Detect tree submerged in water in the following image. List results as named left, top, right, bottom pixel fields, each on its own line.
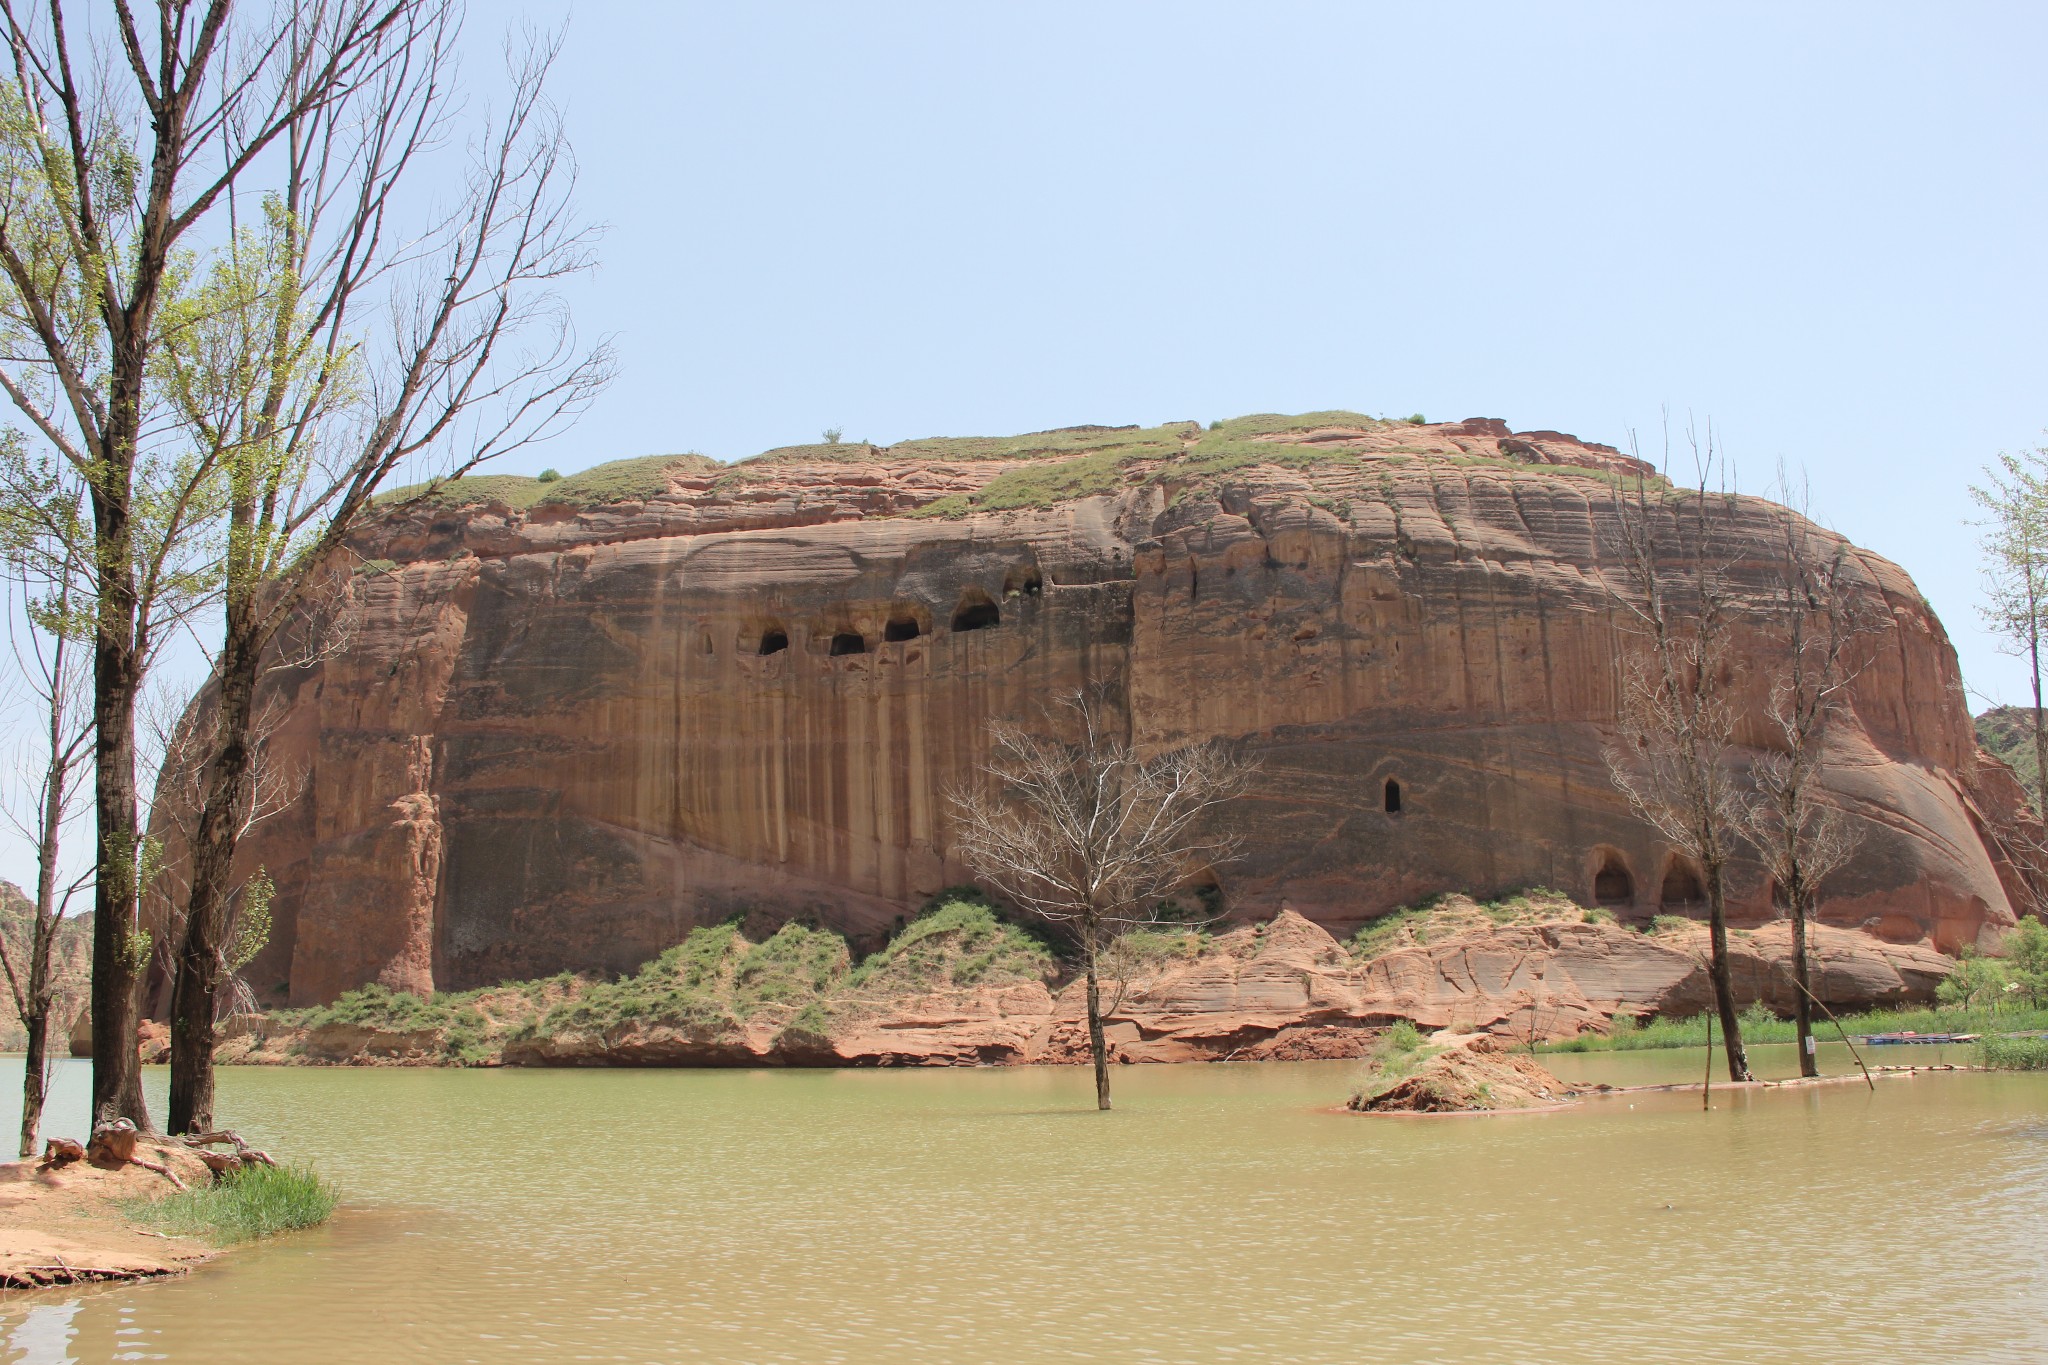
left=946, top=688, right=1253, bottom=1111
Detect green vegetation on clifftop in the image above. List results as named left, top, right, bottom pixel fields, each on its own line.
left=376, top=453, right=718, bottom=511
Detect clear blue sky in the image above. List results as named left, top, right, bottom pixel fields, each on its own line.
left=6, top=4, right=2043, bottom=891
left=499, top=2, right=2046, bottom=706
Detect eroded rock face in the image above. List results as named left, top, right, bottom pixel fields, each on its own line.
left=194, top=416, right=2035, bottom=1006
left=226, top=912, right=1960, bottom=1067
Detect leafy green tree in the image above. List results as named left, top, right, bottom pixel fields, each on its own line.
left=0, top=2, right=403, bottom=1128
left=1972, top=447, right=2048, bottom=812
left=147, top=27, right=608, bottom=1134
left=1936, top=949, right=2009, bottom=1012
left=2001, top=917, right=2048, bottom=1008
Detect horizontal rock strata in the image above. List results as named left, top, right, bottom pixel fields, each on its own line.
left=169, top=413, right=2037, bottom=1009
left=224, top=912, right=1954, bottom=1068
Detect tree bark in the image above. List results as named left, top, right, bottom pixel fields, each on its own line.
left=1705, top=862, right=1751, bottom=1082
left=1083, top=922, right=1111, bottom=1111
left=88, top=535, right=148, bottom=1130
left=1790, top=879, right=1818, bottom=1079
left=167, top=604, right=260, bottom=1135
left=2030, top=557, right=2046, bottom=811
left=17, top=1010, right=47, bottom=1159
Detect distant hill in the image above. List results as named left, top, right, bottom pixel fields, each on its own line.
left=0, top=879, right=91, bottom=1052
left=1977, top=706, right=2044, bottom=808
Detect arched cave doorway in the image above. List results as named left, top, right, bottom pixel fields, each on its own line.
left=1660, top=859, right=1704, bottom=911
left=952, top=590, right=1001, bottom=632
left=758, top=626, right=789, bottom=656
left=1593, top=854, right=1633, bottom=908
left=1384, top=778, right=1403, bottom=814
left=884, top=615, right=922, bottom=643
left=829, top=631, right=868, bottom=656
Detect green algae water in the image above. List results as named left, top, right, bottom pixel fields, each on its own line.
left=3, top=1045, right=2047, bottom=1364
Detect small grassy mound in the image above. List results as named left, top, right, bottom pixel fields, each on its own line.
left=126, top=1162, right=337, bottom=1244
left=1350, top=888, right=1587, bottom=961
left=1349, top=1021, right=1441, bottom=1105
left=733, top=922, right=851, bottom=1016
left=846, top=893, right=1055, bottom=991
left=280, top=982, right=505, bottom=1064
left=539, top=924, right=747, bottom=1035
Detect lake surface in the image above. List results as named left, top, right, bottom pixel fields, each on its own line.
left=2, top=1045, right=2046, bottom=1364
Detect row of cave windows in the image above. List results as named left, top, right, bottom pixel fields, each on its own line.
left=753, top=582, right=1033, bottom=657
left=1594, top=855, right=1705, bottom=909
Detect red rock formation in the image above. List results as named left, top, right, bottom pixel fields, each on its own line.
left=189, top=414, right=2035, bottom=1007
left=224, top=911, right=1960, bottom=1067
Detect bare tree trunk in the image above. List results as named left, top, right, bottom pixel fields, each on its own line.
left=1790, top=880, right=1817, bottom=1078
left=89, top=488, right=148, bottom=1129
left=2030, top=560, right=2046, bottom=810
left=168, top=621, right=260, bottom=1134
left=17, top=1010, right=48, bottom=1158
left=1704, top=863, right=1750, bottom=1082
left=1083, top=921, right=1111, bottom=1111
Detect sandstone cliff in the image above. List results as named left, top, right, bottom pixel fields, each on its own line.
left=187, top=411, right=2036, bottom=1007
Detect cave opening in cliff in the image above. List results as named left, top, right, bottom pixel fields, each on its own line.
left=830, top=631, right=868, bottom=656
left=1003, top=565, right=1042, bottom=597
left=952, top=593, right=1001, bottom=631
left=884, top=617, right=922, bottom=642
left=1594, top=856, right=1633, bottom=906
left=1660, top=860, right=1704, bottom=909
left=758, top=628, right=789, bottom=655
left=1384, top=779, right=1402, bottom=813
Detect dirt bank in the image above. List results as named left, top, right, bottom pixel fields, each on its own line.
left=0, top=1139, right=214, bottom=1289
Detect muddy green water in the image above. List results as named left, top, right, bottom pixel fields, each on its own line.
left=2, top=1045, right=2046, bottom=1364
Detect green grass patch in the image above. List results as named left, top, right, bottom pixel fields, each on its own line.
left=1203, top=411, right=1383, bottom=439
left=1350, top=888, right=1587, bottom=961
left=847, top=892, right=1054, bottom=990
left=536, top=453, right=716, bottom=506
left=1540, top=1003, right=2048, bottom=1054
left=125, top=1162, right=337, bottom=1244
left=1979, top=1035, right=2048, bottom=1070
left=1350, top=1020, right=1441, bottom=1104
left=732, top=922, right=850, bottom=1016
left=376, top=453, right=716, bottom=512
left=540, top=924, right=747, bottom=1035
left=1349, top=901, right=1445, bottom=958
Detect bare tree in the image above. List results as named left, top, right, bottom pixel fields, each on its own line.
left=0, top=433, right=92, bottom=1154
left=150, top=16, right=607, bottom=1135
left=1739, top=479, right=1873, bottom=1078
left=1602, top=429, right=1753, bottom=1082
left=1971, top=446, right=2048, bottom=808
left=0, top=0, right=421, bottom=1127
left=946, top=689, right=1252, bottom=1111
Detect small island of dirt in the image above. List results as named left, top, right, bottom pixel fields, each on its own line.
left=1348, top=1036, right=1580, bottom=1114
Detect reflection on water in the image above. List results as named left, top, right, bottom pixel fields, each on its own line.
left=1, top=1045, right=2045, bottom=1364
left=4, top=1299, right=77, bottom=1365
